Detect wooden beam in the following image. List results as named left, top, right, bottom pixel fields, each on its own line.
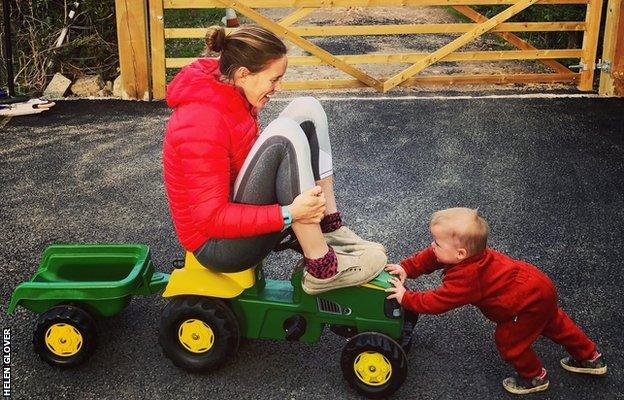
left=115, top=0, right=150, bottom=100
left=279, top=8, right=315, bottom=27
left=212, top=0, right=383, bottom=90
left=164, top=0, right=589, bottom=8
left=383, top=0, right=539, bottom=91
left=598, top=0, right=622, bottom=95
left=288, top=49, right=582, bottom=64
left=165, top=49, right=582, bottom=68
left=452, top=5, right=571, bottom=73
left=149, top=0, right=167, bottom=100
left=579, top=0, right=604, bottom=90
left=280, top=73, right=579, bottom=89
left=164, top=22, right=585, bottom=38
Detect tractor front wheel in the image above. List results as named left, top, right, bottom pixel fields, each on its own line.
left=341, top=332, right=408, bottom=399
left=159, top=296, right=239, bottom=373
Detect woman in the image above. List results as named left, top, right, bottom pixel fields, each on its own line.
left=163, top=24, right=386, bottom=294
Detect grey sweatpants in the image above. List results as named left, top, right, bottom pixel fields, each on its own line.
left=194, top=97, right=333, bottom=272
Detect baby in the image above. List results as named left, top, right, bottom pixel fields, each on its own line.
left=386, top=207, right=606, bottom=395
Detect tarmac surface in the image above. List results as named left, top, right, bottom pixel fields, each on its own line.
left=1, top=95, right=623, bottom=399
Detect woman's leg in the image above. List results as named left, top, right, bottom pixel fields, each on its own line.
left=279, top=96, right=384, bottom=253
left=278, top=97, right=337, bottom=214
left=194, top=117, right=329, bottom=271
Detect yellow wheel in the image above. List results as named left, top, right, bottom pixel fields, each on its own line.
left=178, top=319, right=214, bottom=353
left=34, top=305, right=96, bottom=367
left=160, top=296, right=239, bottom=373
left=353, top=351, right=393, bottom=386
left=341, top=333, right=408, bottom=399
left=45, top=323, right=84, bottom=357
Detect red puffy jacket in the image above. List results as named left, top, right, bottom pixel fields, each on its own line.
left=163, top=58, right=283, bottom=252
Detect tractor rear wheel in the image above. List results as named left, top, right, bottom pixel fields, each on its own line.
left=159, top=296, right=239, bottom=373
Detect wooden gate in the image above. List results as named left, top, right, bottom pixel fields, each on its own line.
left=115, top=0, right=618, bottom=98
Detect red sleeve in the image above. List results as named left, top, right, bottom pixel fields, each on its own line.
left=174, top=112, right=283, bottom=239
left=400, top=247, right=442, bottom=278
left=401, top=268, right=481, bottom=314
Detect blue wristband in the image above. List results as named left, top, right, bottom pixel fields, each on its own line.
left=281, top=206, right=292, bottom=227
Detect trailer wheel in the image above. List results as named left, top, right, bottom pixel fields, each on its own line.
left=159, top=296, right=239, bottom=373
left=341, top=332, right=408, bottom=399
left=33, top=305, right=97, bottom=367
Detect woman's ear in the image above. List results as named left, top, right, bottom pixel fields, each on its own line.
left=234, top=66, right=251, bottom=83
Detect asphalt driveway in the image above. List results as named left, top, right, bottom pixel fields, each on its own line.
left=1, top=95, right=623, bottom=399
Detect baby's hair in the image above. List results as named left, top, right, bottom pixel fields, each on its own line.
left=430, top=207, right=490, bottom=256
left=204, top=24, right=287, bottom=80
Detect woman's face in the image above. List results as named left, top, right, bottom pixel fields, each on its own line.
left=236, top=55, right=288, bottom=110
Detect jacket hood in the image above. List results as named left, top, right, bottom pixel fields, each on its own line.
left=166, top=58, right=251, bottom=112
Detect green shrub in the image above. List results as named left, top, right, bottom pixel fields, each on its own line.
left=0, top=2, right=222, bottom=96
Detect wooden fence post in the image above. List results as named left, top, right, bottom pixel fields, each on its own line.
left=115, top=0, right=150, bottom=100
left=599, top=0, right=624, bottom=95
left=149, top=0, right=167, bottom=100
left=578, top=0, right=604, bottom=90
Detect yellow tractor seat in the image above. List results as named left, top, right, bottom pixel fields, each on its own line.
left=162, top=252, right=256, bottom=298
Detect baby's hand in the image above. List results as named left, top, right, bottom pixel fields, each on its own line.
left=385, top=277, right=406, bottom=305
left=385, top=263, right=406, bottom=284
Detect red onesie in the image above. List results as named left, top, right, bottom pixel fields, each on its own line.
left=400, top=247, right=596, bottom=378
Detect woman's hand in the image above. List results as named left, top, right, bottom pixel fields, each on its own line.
left=289, top=186, right=326, bottom=224
left=385, top=277, right=406, bottom=304
left=385, top=263, right=407, bottom=284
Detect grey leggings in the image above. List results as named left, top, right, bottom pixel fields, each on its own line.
left=194, top=97, right=333, bottom=272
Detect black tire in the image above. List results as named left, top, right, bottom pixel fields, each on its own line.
left=341, top=332, right=408, bottom=399
left=159, top=296, right=240, bottom=373
left=33, top=305, right=97, bottom=367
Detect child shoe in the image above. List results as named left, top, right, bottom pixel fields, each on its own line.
left=301, top=246, right=387, bottom=295
left=502, top=369, right=549, bottom=395
left=323, top=226, right=385, bottom=254
left=560, top=352, right=607, bottom=375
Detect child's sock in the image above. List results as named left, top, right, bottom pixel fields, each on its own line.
left=537, top=368, right=547, bottom=380
left=588, top=350, right=601, bottom=361
left=321, top=212, right=343, bottom=233
left=304, top=246, right=337, bottom=279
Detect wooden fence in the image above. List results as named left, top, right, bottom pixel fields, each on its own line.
left=115, top=0, right=622, bottom=99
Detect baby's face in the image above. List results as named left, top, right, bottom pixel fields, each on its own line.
left=430, top=223, right=463, bottom=264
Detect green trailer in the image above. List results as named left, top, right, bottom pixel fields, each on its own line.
left=7, top=244, right=168, bottom=366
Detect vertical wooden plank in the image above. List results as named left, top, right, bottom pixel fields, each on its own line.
left=115, top=0, right=150, bottom=100
left=578, top=0, right=604, bottom=90
left=613, top=0, right=624, bottom=95
left=149, top=0, right=167, bottom=100
left=599, top=0, right=623, bottom=95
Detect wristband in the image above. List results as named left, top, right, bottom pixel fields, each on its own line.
left=281, top=206, right=292, bottom=227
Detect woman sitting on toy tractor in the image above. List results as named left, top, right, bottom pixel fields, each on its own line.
left=162, top=24, right=387, bottom=294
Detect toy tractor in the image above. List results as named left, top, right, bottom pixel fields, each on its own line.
left=158, top=248, right=419, bottom=398
left=8, top=242, right=418, bottom=398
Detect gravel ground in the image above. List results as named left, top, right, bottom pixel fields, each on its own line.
left=1, top=96, right=623, bottom=399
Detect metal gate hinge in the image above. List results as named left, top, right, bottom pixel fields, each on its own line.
left=569, top=60, right=612, bottom=72
left=596, top=59, right=611, bottom=72
left=569, top=62, right=587, bottom=71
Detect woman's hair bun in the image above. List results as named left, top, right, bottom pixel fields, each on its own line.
left=205, top=26, right=226, bottom=53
